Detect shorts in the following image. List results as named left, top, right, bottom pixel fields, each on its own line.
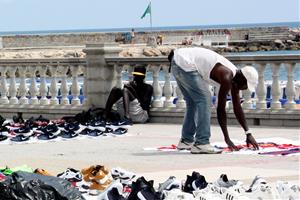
left=115, top=99, right=149, bottom=123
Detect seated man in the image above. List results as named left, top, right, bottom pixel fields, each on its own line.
left=104, top=66, right=153, bottom=124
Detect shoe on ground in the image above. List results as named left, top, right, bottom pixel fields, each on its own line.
left=182, top=171, right=202, bottom=193
left=57, top=167, right=82, bottom=182
left=191, top=144, right=222, bottom=154
left=158, top=176, right=181, bottom=193
left=215, top=174, right=240, bottom=188
left=276, top=181, right=300, bottom=200
left=245, top=175, right=280, bottom=200
left=111, top=167, right=136, bottom=185
left=97, top=179, right=125, bottom=200
left=163, top=189, right=194, bottom=200
left=177, top=139, right=193, bottom=150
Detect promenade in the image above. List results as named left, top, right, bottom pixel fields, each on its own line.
left=1, top=123, right=299, bottom=187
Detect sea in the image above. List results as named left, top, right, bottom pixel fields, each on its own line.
left=0, top=21, right=299, bottom=80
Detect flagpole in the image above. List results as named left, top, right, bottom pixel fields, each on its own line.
left=149, top=0, right=152, bottom=32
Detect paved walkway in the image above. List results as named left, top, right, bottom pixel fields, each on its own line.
left=0, top=124, right=299, bottom=187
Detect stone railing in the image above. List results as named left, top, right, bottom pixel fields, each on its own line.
left=0, top=58, right=87, bottom=119
left=0, top=43, right=299, bottom=126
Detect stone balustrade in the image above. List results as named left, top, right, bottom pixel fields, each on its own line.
left=0, top=43, right=299, bottom=126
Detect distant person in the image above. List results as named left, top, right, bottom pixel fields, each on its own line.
left=104, top=66, right=153, bottom=124
left=182, top=37, right=188, bottom=45
left=130, top=28, right=135, bottom=44
left=157, top=35, right=163, bottom=45
left=168, top=47, right=259, bottom=154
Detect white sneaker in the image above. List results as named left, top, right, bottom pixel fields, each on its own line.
left=163, top=189, right=195, bottom=200
left=276, top=181, right=300, bottom=200
left=191, top=144, right=222, bottom=154
left=245, top=176, right=280, bottom=200
left=177, top=139, right=193, bottom=150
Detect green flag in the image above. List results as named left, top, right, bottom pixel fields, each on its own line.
left=141, top=2, right=151, bottom=19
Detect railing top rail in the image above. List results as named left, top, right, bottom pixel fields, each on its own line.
left=0, top=58, right=86, bottom=65
left=106, top=54, right=300, bottom=65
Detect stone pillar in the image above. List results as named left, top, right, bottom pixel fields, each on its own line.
left=83, top=43, right=122, bottom=108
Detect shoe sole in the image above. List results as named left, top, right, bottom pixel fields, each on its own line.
left=177, top=147, right=191, bottom=150
left=191, top=151, right=222, bottom=154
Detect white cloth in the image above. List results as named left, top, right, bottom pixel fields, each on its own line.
left=173, top=47, right=237, bottom=87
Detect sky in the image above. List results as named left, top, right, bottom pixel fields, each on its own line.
left=0, top=0, right=299, bottom=32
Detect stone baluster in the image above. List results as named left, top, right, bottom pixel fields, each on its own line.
left=59, top=65, right=70, bottom=105
left=49, top=65, right=59, bottom=105
left=81, top=65, right=87, bottom=106
left=175, top=85, right=186, bottom=108
left=285, top=63, right=296, bottom=109
left=270, top=63, right=282, bottom=109
left=28, top=66, right=39, bottom=105
left=115, top=64, right=123, bottom=88
left=70, top=65, right=81, bottom=105
left=150, top=65, right=163, bottom=108
left=0, top=66, right=9, bottom=104
left=162, top=65, right=174, bottom=108
left=38, top=66, right=49, bottom=105
left=8, top=66, right=18, bottom=104
left=18, top=66, right=29, bottom=104
left=127, top=65, right=134, bottom=81
left=255, top=63, right=267, bottom=109
left=241, top=64, right=254, bottom=109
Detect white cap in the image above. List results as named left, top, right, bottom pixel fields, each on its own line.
left=241, top=66, right=258, bottom=92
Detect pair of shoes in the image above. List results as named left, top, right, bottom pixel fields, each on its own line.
left=191, top=144, right=222, bottom=154
left=183, top=171, right=208, bottom=193
left=81, top=165, right=112, bottom=195
left=97, top=179, right=125, bottom=200
left=111, top=167, right=136, bottom=185
left=177, top=139, right=193, bottom=150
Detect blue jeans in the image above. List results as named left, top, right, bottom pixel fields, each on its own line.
left=171, top=61, right=211, bottom=145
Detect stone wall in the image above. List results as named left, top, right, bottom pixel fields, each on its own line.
left=2, top=27, right=292, bottom=48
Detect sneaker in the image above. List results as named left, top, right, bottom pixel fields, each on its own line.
left=111, top=167, right=136, bottom=185
left=245, top=176, right=280, bottom=200
left=57, top=168, right=83, bottom=182
left=60, top=130, right=79, bottom=138
left=112, top=128, right=128, bottom=135
left=109, top=118, right=132, bottom=130
left=182, top=171, right=203, bottom=193
left=97, top=179, right=125, bottom=200
left=127, top=177, right=156, bottom=200
left=163, top=189, right=194, bottom=200
left=34, top=168, right=53, bottom=176
left=276, top=181, right=300, bottom=200
left=158, top=176, right=181, bottom=193
left=10, top=134, right=31, bottom=142
left=177, top=139, right=193, bottom=150
left=88, top=120, right=106, bottom=132
left=215, top=174, right=240, bottom=188
left=191, top=144, right=222, bottom=154
left=12, top=112, right=24, bottom=124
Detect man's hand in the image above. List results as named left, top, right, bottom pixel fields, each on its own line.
left=225, top=138, right=240, bottom=151
left=246, top=134, right=259, bottom=150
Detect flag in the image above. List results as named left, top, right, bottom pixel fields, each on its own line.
left=141, top=2, right=151, bottom=19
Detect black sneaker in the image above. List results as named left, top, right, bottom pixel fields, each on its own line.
left=182, top=171, right=202, bottom=193
left=12, top=112, right=24, bottom=124
left=0, top=115, right=6, bottom=126
left=109, top=118, right=132, bottom=130
left=10, top=134, right=31, bottom=142
left=127, top=177, right=158, bottom=200
left=60, top=130, right=78, bottom=138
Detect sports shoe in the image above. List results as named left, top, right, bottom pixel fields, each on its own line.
left=127, top=176, right=157, bottom=200
left=12, top=112, right=24, bottom=124
left=88, top=120, right=106, bottom=132
left=10, top=134, right=31, bottom=142
left=163, top=189, right=194, bottom=200
left=245, top=176, right=280, bottom=200
left=60, top=130, right=79, bottom=138
left=177, top=139, right=193, bottom=150
left=57, top=167, right=83, bottom=182
left=88, top=129, right=104, bottom=137
left=215, top=174, right=240, bottom=188
left=109, top=118, right=132, bottom=130
left=276, top=181, right=300, bottom=200
left=112, top=128, right=128, bottom=135
left=182, top=171, right=204, bottom=193
left=191, top=144, right=222, bottom=154
left=34, top=168, right=53, bottom=176
left=111, top=167, right=136, bottom=185
left=97, top=179, right=125, bottom=200
left=158, top=176, right=181, bottom=193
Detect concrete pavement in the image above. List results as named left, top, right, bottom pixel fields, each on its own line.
left=0, top=124, right=299, bottom=187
